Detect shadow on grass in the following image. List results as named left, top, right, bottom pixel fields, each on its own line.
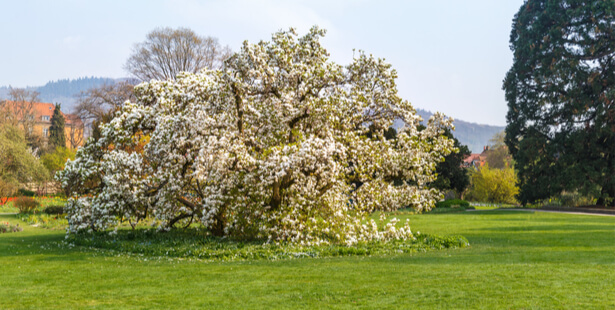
left=385, top=247, right=615, bottom=265
left=0, top=232, right=84, bottom=258
left=461, top=214, right=615, bottom=249
left=0, top=214, right=88, bottom=260
left=2, top=212, right=614, bottom=265
left=463, top=210, right=536, bottom=215
left=461, top=231, right=615, bottom=247
left=0, top=224, right=470, bottom=262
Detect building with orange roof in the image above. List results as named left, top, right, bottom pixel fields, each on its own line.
left=1, top=100, right=84, bottom=149
left=462, top=146, right=489, bottom=169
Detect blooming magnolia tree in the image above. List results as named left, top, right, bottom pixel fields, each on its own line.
left=59, top=27, right=454, bottom=245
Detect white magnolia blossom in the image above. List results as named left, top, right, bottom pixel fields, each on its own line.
left=59, top=27, right=455, bottom=245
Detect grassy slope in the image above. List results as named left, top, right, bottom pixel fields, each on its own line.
left=1, top=210, right=614, bottom=309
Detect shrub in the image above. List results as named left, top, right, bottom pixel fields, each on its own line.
left=43, top=205, right=65, bottom=215
left=436, top=199, right=470, bottom=209
left=17, top=188, right=36, bottom=197
left=557, top=191, right=596, bottom=207
left=466, top=165, right=518, bottom=204
left=14, top=197, right=40, bottom=213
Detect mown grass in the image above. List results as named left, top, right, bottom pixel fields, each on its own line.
left=1, top=210, right=614, bottom=309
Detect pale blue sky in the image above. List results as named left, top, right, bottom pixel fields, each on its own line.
left=0, top=0, right=525, bottom=126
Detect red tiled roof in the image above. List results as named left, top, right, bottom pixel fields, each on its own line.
left=463, top=153, right=487, bottom=168
left=463, top=154, right=482, bottom=164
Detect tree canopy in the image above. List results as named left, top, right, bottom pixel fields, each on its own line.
left=503, top=0, right=615, bottom=205
left=60, top=27, right=454, bottom=245
left=0, top=125, right=48, bottom=196
left=41, top=147, right=76, bottom=177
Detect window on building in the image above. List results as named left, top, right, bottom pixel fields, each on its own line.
left=42, top=116, right=50, bottom=121
left=43, top=128, right=49, bottom=137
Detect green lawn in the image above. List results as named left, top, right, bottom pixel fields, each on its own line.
left=1, top=210, right=614, bottom=309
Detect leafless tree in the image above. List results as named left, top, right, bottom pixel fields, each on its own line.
left=66, top=114, right=85, bottom=149
left=125, top=27, right=232, bottom=82
left=74, top=81, right=136, bottom=136
left=485, top=131, right=513, bottom=169
left=4, top=88, right=40, bottom=142
left=0, top=100, right=14, bottom=127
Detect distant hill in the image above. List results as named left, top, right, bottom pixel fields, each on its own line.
left=37, top=77, right=116, bottom=110
left=0, top=77, right=119, bottom=112
left=0, top=78, right=504, bottom=153
left=415, top=109, right=505, bottom=153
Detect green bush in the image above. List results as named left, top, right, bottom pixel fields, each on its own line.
left=14, top=197, right=40, bottom=213
left=43, top=205, right=65, bottom=215
left=435, top=199, right=470, bottom=209
left=557, top=191, right=596, bottom=207
left=465, top=165, right=518, bottom=204
left=17, top=188, right=36, bottom=197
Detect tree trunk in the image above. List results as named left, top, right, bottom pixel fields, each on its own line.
left=209, top=205, right=228, bottom=236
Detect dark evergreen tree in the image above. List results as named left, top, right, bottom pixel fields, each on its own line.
left=431, top=128, right=471, bottom=196
left=504, top=0, right=615, bottom=205
left=48, top=103, right=66, bottom=150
